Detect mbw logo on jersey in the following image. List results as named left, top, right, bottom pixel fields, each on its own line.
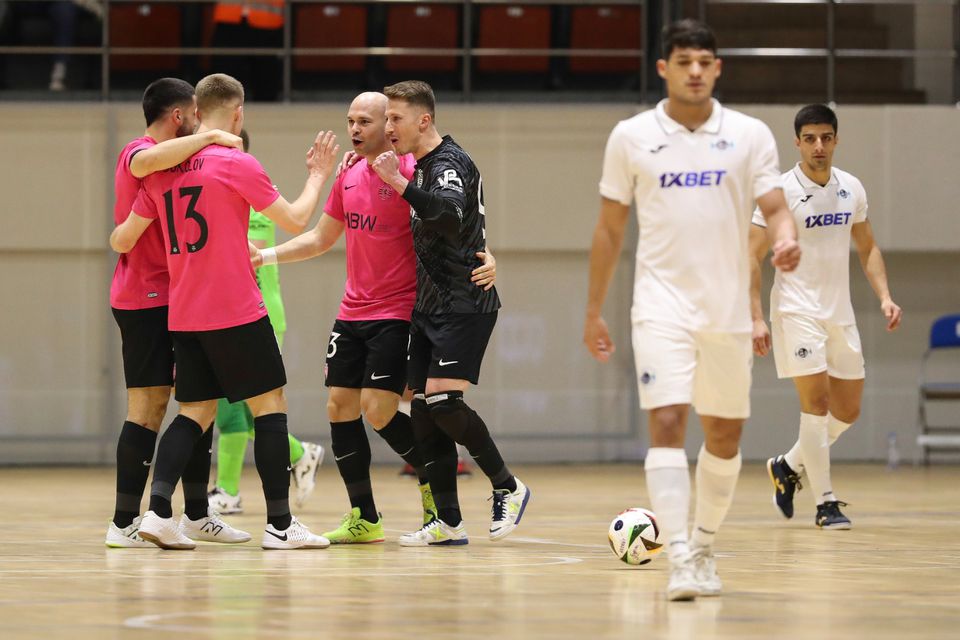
left=805, top=212, right=852, bottom=228
left=346, top=211, right=377, bottom=231
left=659, top=170, right=727, bottom=188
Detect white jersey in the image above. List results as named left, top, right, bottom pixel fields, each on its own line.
left=752, top=164, right=868, bottom=325
left=600, top=99, right=782, bottom=333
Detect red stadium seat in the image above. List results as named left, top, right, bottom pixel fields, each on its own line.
left=476, top=5, right=550, bottom=73
left=109, top=4, right=181, bottom=72
left=385, top=4, right=460, bottom=73
left=294, top=4, right=367, bottom=72
left=569, top=6, right=642, bottom=73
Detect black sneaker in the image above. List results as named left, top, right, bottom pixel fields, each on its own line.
left=816, top=501, right=852, bottom=530
left=766, top=455, right=802, bottom=519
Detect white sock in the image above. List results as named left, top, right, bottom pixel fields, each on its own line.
left=827, top=412, right=852, bottom=445
left=798, top=412, right=834, bottom=505
left=691, top=445, right=742, bottom=549
left=644, top=447, right=690, bottom=564
left=783, top=441, right=804, bottom=474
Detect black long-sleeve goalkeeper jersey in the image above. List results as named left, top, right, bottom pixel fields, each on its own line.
left=401, top=135, right=501, bottom=315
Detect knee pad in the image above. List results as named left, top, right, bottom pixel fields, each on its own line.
left=427, top=391, right=490, bottom=451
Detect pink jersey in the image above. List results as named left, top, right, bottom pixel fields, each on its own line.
left=110, top=136, right=170, bottom=309
left=324, top=154, right=417, bottom=321
left=132, top=145, right=280, bottom=331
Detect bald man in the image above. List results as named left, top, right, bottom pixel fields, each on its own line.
left=256, top=93, right=495, bottom=543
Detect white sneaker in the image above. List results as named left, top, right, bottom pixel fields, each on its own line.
left=207, top=487, right=244, bottom=515
left=489, top=477, right=531, bottom=541
left=398, top=519, right=469, bottom=547
left=690, top=545, right=722, bottom=596
left=138, top=510, right=196, bottom=550
left=180, top=510, right=252, bottom=544
left=667, top=556, right=701, bottom=602
left=261, top=517, right=330, bottom=550
left=105, top=515, right=154, bottom=548
left=291, top=442, right=324, bottom=508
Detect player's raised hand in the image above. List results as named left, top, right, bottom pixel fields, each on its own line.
left=306, top=131, right=339, bottom=178
left=882, top=298, right=903, bottom=331
left=584, top=315, right=615, bottom=363
left=212, top=129, right=244, bottom=150
left=771, top=238, right=801, bottom=272
left=752, top=318, right=771, bottom=356
left=472, top=251, right=496, bottom=291
left=371, top=150, right=400, bottom=182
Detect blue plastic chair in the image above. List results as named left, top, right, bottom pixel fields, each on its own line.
left=917, top=314, right=960, bottom=464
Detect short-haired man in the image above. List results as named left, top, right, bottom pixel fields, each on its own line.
left=107, top=76, right=250, bottom=548
left=256, top=92, right=496, bottom=543
left=371, top=80, right=530, bottom=547
left=207, top=128, right=325, bottom=517
left=751, top=104, right=902, bottom=530
left=584, top=20, right=801, bottom=600
left=111, top=73, right=336, bottom=550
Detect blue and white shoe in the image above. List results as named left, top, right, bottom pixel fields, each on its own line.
left=766, top=456, right=802, bottom=519
left=398, top=519, right=469, bottom=547
left=489, top=477, right=531, bottom=541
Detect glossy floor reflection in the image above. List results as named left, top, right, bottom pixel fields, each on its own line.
left=0, top=464, right=957, bottom=639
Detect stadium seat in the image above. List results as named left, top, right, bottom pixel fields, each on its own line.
left=294, top=4, right=367, bottom=72
left=568, top=5, right=641, bottom=73
left=109, top=4, right=181, bottom=72
left=916, top=313, right=960, bottom=464
left=475, top=5, right=550, bottom=73
left=385, top=4, right=460, bottom=73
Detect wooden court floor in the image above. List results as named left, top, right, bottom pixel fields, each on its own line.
left=0, top=463, right=957, bottom=639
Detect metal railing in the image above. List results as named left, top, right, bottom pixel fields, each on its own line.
left=1, top=0, right=956, bottom=101
left=0, top=0, right=650, bottom=101
left=699, top=0, right=960, bottom=103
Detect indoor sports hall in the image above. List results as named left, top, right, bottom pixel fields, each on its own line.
left=1, top=1, right=958, bottom=638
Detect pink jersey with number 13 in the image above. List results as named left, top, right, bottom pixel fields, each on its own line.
left=132, top=145, right=280, bottom=331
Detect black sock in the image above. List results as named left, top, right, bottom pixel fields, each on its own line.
left=331, top=418, right=377, bottom=522
left=375, top=411, right=428, bottom=484
left=428, top=390, right=516, bottom=492
left=148, top=415, right=203, bottom=519
left=254, top=413, right=292, bottom=530
left=181, top=425, right=213, bottom=520
left=114, top=421, right=157, bottom=528
left=413, top=395, right=460, bottom=525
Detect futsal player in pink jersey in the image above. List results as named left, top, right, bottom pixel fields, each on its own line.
left=251, top=92, right=495, bottom=543
left=111, top=73, right=338, bottom=550
left=107, top=77, right=252, bottom=548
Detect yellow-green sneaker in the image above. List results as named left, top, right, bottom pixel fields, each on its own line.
left=321, top=508, right=385, bottom=544
left=419, top=482, right=438, bottom=525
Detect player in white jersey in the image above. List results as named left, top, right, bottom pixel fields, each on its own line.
left=750, top=104, right=902, bottom=530
left=584, top=19, right=801, bottom=602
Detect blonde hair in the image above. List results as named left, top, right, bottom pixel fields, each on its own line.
left=195, top=73, right=244, bottom=113
left=383, top=80, right=435, bottom=119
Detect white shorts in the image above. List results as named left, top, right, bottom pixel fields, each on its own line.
left=772, top=313, right=865, bottom=380
left=631, top=322, right=752, bottom=420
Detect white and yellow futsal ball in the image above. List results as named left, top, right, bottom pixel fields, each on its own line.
left=607, top=508, right=663, bottom=565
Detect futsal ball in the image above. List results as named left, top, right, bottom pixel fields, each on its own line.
left=608, top=508, right=663, bottom=565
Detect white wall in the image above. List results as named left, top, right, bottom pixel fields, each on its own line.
left=0, top=102, right=957, bottom=464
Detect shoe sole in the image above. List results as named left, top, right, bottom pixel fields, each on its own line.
left=818, top=522, right=852, bottom=530
left=262, top=540, right=331, bottom=550
left=489, top=487, right=532, bottom=542
left=293, top=449, right=323, bottom=508
left=398, top=538, right=469, bottom=547
left=326, top=538, right=386, bottom=544
left=138, top=530, right=196, bottom=550
left=667, top=586, right=699, bottom=602
left=766, top=458, right=793, bottom=520
left=186, top=534, right=252, bottom=544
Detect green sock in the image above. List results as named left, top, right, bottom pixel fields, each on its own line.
left=288, top=434, right=304, bottom=465
left=216, top=432, right=249, bottom=496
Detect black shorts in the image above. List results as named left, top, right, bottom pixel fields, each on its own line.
left=112, top=306, right=175, bottom=388
left=171, top=315, right=286, bottom=403
left=407, top=311, right=497, bottom=391
left=324, top=319, right=409, bottom=395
